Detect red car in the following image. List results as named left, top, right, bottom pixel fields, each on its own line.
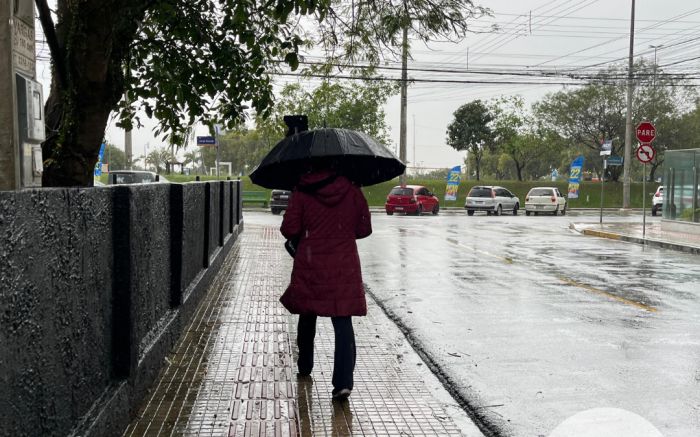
left=385, top=185, right=440, bottom=215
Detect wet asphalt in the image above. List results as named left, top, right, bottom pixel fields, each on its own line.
left=247, top=209, right=700, bottom=437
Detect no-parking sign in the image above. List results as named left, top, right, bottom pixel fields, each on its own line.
left=636, top=144, right=656, bottom=164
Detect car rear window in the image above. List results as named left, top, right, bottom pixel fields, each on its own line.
left=529, top=188, right=554, bottom=196
left=390, top=188, right=414, bottom=196
left=468, top=187, right=493, bottom=197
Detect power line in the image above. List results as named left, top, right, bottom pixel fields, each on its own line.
left=529, top=6, right=700, bottom=67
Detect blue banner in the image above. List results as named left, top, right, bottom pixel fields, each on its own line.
left=567, top=156, right=584, bottom=199
left=444, top=165, right=461, bottom=201
left=94, top=143, right=106, bottom=176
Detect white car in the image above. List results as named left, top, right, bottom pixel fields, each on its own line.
left=651, top=186, right=663, bottom=216
left=525, top=187, right=567, bottom=216
left=464, top=185, right=520, bottom=216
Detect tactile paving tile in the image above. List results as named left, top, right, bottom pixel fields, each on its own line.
left=124, top=223, right=465, bottom=436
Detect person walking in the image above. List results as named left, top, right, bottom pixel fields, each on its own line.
left=279, top=163, right=372, bottom=401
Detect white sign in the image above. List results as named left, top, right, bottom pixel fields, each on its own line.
left=12, top=18, right=35, bottom=75
left=600, top=140, right=612, bottom=156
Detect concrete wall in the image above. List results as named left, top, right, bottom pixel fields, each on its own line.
left=0, top=180, right=242, bottom=437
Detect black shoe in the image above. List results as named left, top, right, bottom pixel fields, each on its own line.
left=332, top=388, right=351, bottom=401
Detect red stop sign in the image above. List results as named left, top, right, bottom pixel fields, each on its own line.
left=636, top=121, right=656, bottom=143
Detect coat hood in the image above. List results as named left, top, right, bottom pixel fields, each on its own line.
left=297, top=170, right=352, bottom=206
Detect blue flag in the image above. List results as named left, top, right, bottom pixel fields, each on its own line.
left=444, top=165, right=461, bottom=201
left=567, top=156, right=584, bottom=199
left=94, top=143, right=106, bottom=176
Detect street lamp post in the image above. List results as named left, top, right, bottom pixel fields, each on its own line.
left=622, top=0, right=636, bottom=209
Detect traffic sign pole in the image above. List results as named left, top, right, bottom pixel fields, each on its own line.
left=600, top=158, right=606, bottom=225
left=643, top=161, right=646, bottom=238
left=636, top=119, right=656, bottom=240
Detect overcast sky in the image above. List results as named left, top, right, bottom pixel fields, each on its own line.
left=36, top=0, right=700, bottom=171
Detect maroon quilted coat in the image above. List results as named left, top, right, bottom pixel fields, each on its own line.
left=280, top=170, right=372, bottom=317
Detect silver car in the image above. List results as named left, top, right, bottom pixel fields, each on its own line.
left=465, top=185, right=520, bottom=216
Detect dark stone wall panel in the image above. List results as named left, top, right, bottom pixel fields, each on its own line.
left=222, top=182, right=231, bottom=242
left=0, top=188, right=113, bottom=437
left=127, top=185, right=172, bottom=359
left=208, top=182, right=221, bottom=255
left=181, top=183, right=206, bottom=292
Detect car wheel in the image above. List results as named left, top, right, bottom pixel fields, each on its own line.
left=651, top=206, right=657, bottom=216
left=486, top=211, right=492, bottom=216
left=526, top=210, right=531, bottom=216
left=271, top=208, right=281, bottom=215
left=415, top=205, right=423, bottom=216
left=560, top=205, right=566, bottom=216
left=513, top=203, right=519, bottom=216
left=534, top=211, right=539, bottom=216
left=432, top=204, right=439, bottom=215
left=467, top=210, right=474, bottom=216
left=552, top=206, right=558, bottom=216
left=386, top=211, right=393, bottom=215
left=494, top=205, right=502, bottom=216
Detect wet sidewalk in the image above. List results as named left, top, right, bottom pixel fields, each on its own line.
left=571, top=220, right=700, bottom=254
left=123, top=223, right=484, bottom=436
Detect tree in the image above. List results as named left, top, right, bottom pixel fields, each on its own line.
left=314, top=2, right=487, bottom=64
left=36, top=0, right=330, bottom=186
left=182, top=150, right=202, bottom=173
left=258, top=80, right=396, bottom=144
left=143, top=148, right=173, bottom=174
left=446, top=100, right=493, bottom=181
left=201, top=128, right=272, bottom=176
left=36, top=0, right=489, bottom=187
left=534, top=61, right=695, bottom=182
left=103, top=144, right=126, bottom=171
left=489, top=96, right=554, bottom=181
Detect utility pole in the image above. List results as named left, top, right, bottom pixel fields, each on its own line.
left=125, top=130, right=133, bottom=169
left=399, top=25, right=408, bottom=186
left=622, top=0, right=636, bottom=209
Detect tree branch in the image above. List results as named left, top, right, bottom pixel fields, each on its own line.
left=34, top=0, right=66, bottom=88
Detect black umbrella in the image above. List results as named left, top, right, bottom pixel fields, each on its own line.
left=249, top=128, right=405, bottom=190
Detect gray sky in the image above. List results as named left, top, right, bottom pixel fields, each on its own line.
left=36, top=1, right=700, bottom=170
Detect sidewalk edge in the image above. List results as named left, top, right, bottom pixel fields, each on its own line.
left=572, top=223, right=700, bottom=255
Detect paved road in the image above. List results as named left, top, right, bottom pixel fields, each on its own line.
left=359, top=210, right=700, bottom=437
left=246, top=210, right=700, bottom=437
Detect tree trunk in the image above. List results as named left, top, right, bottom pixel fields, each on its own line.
left=39, top=1, right=145, bottom=187
left=475, top=157, right=481, bottom=181
left=514, top=159, right=524, bottom=181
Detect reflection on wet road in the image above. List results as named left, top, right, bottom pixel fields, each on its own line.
left=358, top=211, right=700, bottom=437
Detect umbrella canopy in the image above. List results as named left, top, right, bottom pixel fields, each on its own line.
left=249, top=128, right=405, bottom=190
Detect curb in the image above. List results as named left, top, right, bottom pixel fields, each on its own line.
left=573, top=224, right=700, bottom=255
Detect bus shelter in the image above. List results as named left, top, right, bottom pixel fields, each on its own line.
left=664, top=149, right=700, bottom=226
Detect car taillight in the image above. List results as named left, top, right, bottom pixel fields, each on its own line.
left=409, top=197, right=416, bottom=203
left=551, top=196, right=556, bottom=203
left=655, top=192, right=660, bottom=197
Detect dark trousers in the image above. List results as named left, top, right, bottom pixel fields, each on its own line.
left=297, top=315, right=356, bottom=391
